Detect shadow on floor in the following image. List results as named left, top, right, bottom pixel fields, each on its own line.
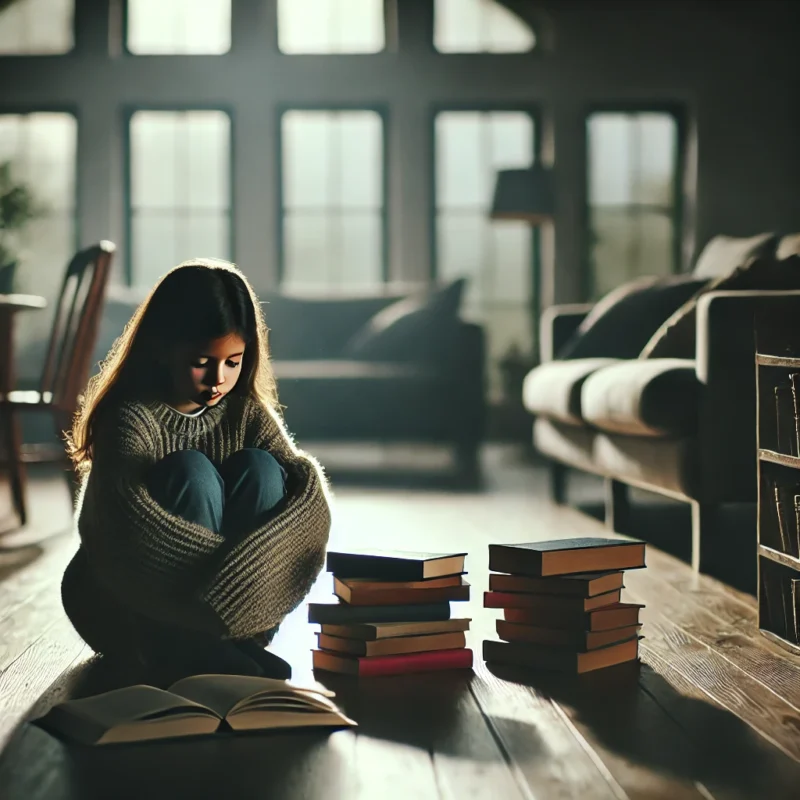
left=0, top=543, right=44, bottom=581
left=486, top=660, right=800, bottom=798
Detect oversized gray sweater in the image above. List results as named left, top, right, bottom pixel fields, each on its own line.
left=74, top=394, right=332, bottom=639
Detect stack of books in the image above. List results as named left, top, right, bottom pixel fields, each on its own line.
left=308, top=549, right=473, bottom=676
left=482, top=538, right=647, bottom=673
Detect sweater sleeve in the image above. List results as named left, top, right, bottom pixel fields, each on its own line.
left=201, top=399, right=333, bottom=638
left=79, top=404, right=228, bottom=634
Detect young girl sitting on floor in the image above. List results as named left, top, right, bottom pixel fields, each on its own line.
left=62, top=259, right=331, bottom=681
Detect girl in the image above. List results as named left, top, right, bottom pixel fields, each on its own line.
left=62, top=259, right=332, bottom=682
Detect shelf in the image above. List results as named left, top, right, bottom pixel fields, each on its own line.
left=758, top=544, right=800, bottom=571
left=758, top=449, right=800, bottom=469
left=759, top=628, right=800, bottom=656
left=757, top=354, right=800, bottom=368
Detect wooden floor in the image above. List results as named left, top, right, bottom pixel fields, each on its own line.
left=1, top=448, right=800, bottom=799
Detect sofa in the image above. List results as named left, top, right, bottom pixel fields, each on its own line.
left=262, top=280, right=487, bottom=483
left=523, top=233, right=800, bottom=573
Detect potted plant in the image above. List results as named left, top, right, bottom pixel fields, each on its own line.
left=0, top=160, right=40, bottom=294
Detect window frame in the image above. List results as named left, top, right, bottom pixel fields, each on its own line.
left=275, top=103, right=390, bottom=288
left=123, top=104, right=236, bottom=287
left=0, top=104, right=81, bottom=257
left=582, top=102, right=686, bottom=301
left=122, top=0, right=233, bottom=56
left=429, top=102, right=542, bottom=350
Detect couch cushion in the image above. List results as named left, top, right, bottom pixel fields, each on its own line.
left=582, top=359, right=699, bottom=437
left=559, top=274, right=709, bottom=360
left=691, top=233, right=777, bottom=280
left=342, top=279, right=465, bottom=363
left=523, top=358, right=619, bottom=425
left=642, top=254, right=800, bottom=359
left=273, top=359, right=430, bottom=380
left=533, top=417, right=598, bottom=474
left=777, top=234, right=800, bottom=261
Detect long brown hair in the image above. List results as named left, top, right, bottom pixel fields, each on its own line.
left=67, top=258, right=279, bottom=476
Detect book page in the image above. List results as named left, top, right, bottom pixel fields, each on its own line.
left=169, top=674, right=335, bottom=719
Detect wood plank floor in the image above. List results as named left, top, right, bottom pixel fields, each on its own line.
left=1, top=448, right=799, bottom=800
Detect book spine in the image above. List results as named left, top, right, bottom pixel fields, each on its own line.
left=308, top=602, right=451, bottom=625
left=776, top=384, right=796, bottom=455
left=337, top=584, right=470, bottom=607
left=790, top=373, right=800, bottom=457
left=794, top=495, right=800, bottom=560
left=358, top=648, right=474, bottom=676
left=775, top=484, right=790, bottom=554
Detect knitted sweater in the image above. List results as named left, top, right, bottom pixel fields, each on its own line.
left=75, top=394, right=332, bottom=639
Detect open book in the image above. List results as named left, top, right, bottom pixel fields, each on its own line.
left=35, top=674, right=356, bottom=745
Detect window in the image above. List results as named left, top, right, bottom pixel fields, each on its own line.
left=0, top=113, right=77, bottom=289
left=280, top=110, right=384, bottom=293
left=127, top=0, right=231, bottom=55
left=278, top=0, right=384, bottom=54
left=129, top=111, right=231, bottom=289
left=0, top=0, right=74, bottom=54
left=434, top=0, right=535, bottom=53
left=587, top=112, right=680, bottom=299
left=435, top=110, right=536, bottom=400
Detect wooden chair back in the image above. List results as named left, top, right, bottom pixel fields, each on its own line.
left=39, top=241, right=115, bottom=416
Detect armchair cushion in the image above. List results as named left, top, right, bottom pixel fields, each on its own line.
left=523, top=358, right=619, bottom=425
left=691, top=233, right=777, bottom=279
left=342, top=279, right=465, bottom=363
left=642, top=253, right=800, bottom=359
left=581, top=358, right=700, bottom=437
left=558, top=274, right=708, bottom=360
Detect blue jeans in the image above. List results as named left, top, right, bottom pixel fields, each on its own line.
left=147, top=448, right=287, bottom=540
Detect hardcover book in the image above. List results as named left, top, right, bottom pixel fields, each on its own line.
left=496, top=619, right=642, bottom=651
left=483, top=589, right=621, bottom=612
left=504, top=602, right=644, bottom=631
left=325, top=549, right=467, bottom=581
left=34, top=675, right=355, bottom=746
left=488, top=571, right=624, bottom=598
left=334, top=576, right=470, bottom=606
left=483, top=637, right=640, bottom=674
left=317, top=631, right=467, bottom=657
left=489, top=538, right=646, bottom=577
left=319, top=619, right=471, bottom=641
left=308, top=601, right=451, bottom=626
left=313, top=647, right=474, bottom=677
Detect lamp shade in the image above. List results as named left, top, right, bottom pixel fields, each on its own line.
left=490, top=166, right=555, bottom=224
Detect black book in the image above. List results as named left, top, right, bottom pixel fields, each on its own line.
left=325, top=549, right=467, bottom=581
left=308, top=601, right=452, bottom=626
left=489, top=538, right=646, bottom=578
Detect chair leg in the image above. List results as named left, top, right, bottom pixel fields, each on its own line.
left=691, top=501, right=717, bottom=574
left=605, top=478, right=630, bottom=534
left=1, top=408, right=28, bottom=527
left=550, top=461, right=568, bottom=505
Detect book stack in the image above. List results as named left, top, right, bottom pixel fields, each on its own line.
left=308, top=549, right=473, bottom=676
left=482, top=538, right=647, bottom=674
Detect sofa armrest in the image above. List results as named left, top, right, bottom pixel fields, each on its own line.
left=694, top=290, right=800, bottom=502
left=540, top=304, right=594, bottom=363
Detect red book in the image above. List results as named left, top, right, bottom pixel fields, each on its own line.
left=483, top=589, right=621, bottom=612
left=312, top=647, right=474, bottom=677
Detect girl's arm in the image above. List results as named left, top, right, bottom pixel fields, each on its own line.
left=79, top=405, right=228, bottom=634
left=200, top=399, right=332, bottom=638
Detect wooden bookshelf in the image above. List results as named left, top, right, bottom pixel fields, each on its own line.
left=755, top=303, right=800, bottom=653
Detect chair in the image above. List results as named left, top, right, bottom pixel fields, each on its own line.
left=0, top=241, right=115, bottom=526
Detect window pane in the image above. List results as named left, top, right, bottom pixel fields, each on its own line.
left=434, top=0, right=535, bottom=54
left=435, top=110, right=536, bottom=399
left=130, top=111, right=231, bottom=286
left=587, top=112, right=679, bottom=299
left=0, top=0, right=73, bottom=54
left=281, top=110, right=384, bottom=292
left=278, top=0, right=384, bottom=54
left=127, top=0, right=231, bottom=55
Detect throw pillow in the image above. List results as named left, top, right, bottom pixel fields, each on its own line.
left=558, top=274, right=709, bottom=361
left=342, top=278, right=466, bottom=362
left=641, top=254, right=800, bottom=359
left=691, top=232, right=777, bottom=280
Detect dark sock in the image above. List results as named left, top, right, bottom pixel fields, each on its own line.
left=234, top=639, right=292, bottom=680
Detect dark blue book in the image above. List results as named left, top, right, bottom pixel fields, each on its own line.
left=325, top=549, right=466, bottom=581
left=308, top=601, right=452, bottom=625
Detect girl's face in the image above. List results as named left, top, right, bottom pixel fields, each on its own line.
left=168, top=332, right=247, bottom=413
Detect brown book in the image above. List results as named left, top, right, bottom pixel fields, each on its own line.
left=504, top=602, right=643, bottom=631
left=320, top=619, right=471, bottom=641
left=483, top=637, right=640, bottom=674
left=489, top=571, right=623, bottom=598
left=489, top=538, right=645, bottom=578
left=317, top=631, right=466, bottom=657
left=333, top=576, right=470, bottom=606
left=484, top=589, right=621, bottom=612
left=496, top=619, right=642, bottom=651
left=334, top=575, right=464, bottom=592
